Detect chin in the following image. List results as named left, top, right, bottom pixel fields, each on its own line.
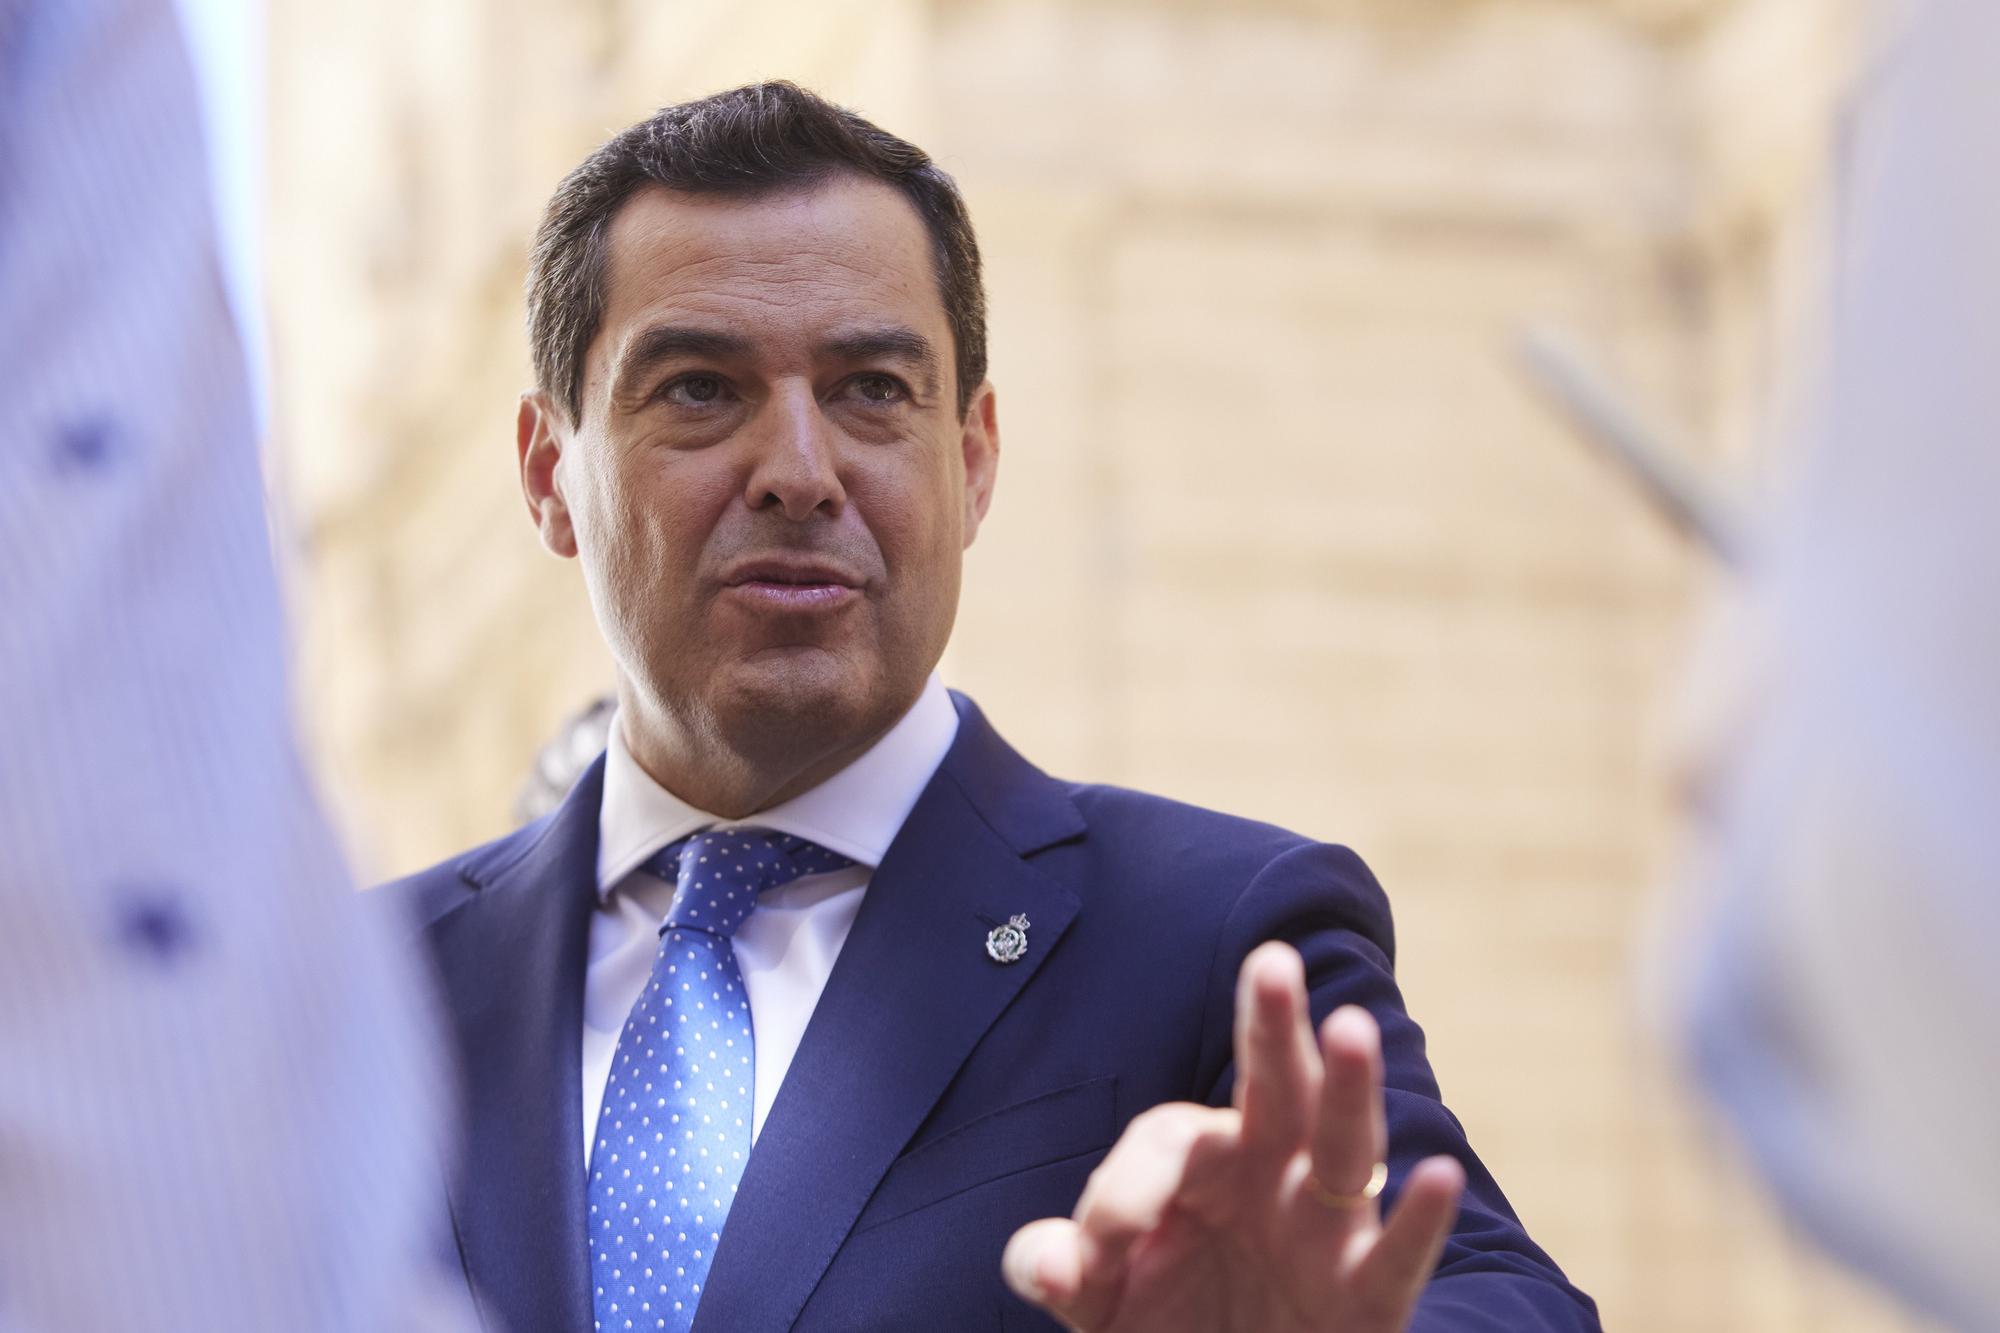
left=709, top=649, right=882, bottom=748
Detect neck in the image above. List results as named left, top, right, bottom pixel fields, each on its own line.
left=616, top=685, right=906, bottom=819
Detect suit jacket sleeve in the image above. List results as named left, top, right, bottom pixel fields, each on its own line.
left=1194, top=842, right=1602, bottom=1332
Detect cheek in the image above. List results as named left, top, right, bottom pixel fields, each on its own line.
left=854, top=461, right=961, bottom=578
left=852, top=459, right=966, bottom=643
left=575, top=455, right=724, bottom=617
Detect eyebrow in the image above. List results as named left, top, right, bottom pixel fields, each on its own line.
left=820, top=326, right=944, bottom=399
left=609, top=325, right=755, bottom=400
left=607, top=322, right=946, bottom=402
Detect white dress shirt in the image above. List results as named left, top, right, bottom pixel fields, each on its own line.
left=583, top=675, right=960, bottom=1163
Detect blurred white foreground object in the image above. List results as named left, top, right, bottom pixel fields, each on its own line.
left=1679, top=0, right=2000, bottom=1326
left=0, top=0, right=467, bottom=1327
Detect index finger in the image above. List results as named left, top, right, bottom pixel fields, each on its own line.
left=1233, top=942, right=1321, bottom=1167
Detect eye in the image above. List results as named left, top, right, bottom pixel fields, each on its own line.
left=848, top=373, right=907, bottom=405
left=662, top=374, right=729, bottom=406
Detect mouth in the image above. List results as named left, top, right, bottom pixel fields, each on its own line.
left=721, top=558, right=863, bottom=613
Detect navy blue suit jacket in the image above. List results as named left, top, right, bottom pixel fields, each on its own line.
left=383, top=695, right=1599, bottom=1331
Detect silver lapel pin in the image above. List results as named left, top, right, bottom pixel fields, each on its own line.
left=985, top=913, right=1031, bottom=964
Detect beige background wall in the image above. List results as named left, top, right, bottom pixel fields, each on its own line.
left=268, top=1, right=1927, bottom=1327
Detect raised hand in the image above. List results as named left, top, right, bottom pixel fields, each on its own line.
left=1002, top=942, right=1466, bottom=1333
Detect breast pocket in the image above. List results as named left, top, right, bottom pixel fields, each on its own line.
left=853, top=1076, right=1118, bottom=1234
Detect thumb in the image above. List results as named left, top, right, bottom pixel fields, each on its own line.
left=1003, top=1217, right=1097, bottom=1330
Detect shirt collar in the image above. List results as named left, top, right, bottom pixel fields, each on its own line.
left=594, top=674, right=960, bottom=899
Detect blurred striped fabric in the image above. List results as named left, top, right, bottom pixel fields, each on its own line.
left=0, top=0, right=468, bottom=1327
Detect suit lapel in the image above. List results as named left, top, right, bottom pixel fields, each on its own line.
left=692, top=700, right=1087, bottom=1331
left=429, top=760, right=605, bottom=1333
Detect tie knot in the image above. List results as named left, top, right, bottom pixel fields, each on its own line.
left=648, top=828, right=854, bottom=939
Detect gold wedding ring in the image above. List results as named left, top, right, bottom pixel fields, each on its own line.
left=1304, top=1160, right=1389, bottom=1211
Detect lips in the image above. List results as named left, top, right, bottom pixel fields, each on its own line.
left=723, top=557, right=861, bottom=589
left=720, top=556, right=863, bottom=613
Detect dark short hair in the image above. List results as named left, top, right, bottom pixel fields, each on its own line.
left=527, top=81, right=987, bottom=425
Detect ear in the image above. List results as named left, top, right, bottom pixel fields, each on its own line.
left=958, top=380, right=1000, bottom=548
left=518, top=391, right=578, bottom=558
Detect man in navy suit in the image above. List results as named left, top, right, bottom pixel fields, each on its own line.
left=385, top=82, right=1600, bottom=1332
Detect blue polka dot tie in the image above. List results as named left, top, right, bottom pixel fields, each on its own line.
left=588, top=828, right=854, bottom=1333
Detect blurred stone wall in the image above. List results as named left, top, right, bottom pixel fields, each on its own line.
left=268, top=1, right=1927, bottom=1328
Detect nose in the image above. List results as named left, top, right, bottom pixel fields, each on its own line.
left=743, top=382, right=845, bottom=521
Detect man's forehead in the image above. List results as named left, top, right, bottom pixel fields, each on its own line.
left=597, top=178, right=940, bottom=328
